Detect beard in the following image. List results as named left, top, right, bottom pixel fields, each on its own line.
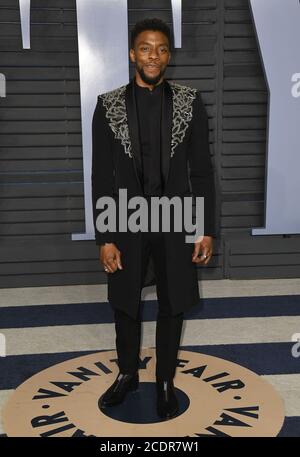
left=136, top=63, right=167, bottom=86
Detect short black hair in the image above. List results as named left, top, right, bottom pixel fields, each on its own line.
left=130, top=18, right=172, bottom=49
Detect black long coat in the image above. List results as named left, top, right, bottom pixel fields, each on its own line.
left=91, top=78, right=216, bottom=319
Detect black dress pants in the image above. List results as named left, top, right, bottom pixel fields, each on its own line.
left=113, top=227, right=184, bottom=381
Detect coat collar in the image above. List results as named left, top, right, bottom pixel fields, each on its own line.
left=99, top=78, right=197, bottom=193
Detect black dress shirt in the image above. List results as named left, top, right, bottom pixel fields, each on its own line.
left=134, top=78, right=164, bottom=196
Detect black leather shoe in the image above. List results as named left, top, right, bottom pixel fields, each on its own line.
left=99, top=372, right=139, bottom=408
left=156, top=379, right=179, bottom=420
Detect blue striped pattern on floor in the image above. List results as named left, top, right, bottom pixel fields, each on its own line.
left=1, top=295, right=300, bottom=328
left=1, top=284, right=300, bottom=437
left=0, top=343, right=298, bottom=390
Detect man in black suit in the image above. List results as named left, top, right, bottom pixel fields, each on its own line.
left=92, top=18, right=216, bottom=420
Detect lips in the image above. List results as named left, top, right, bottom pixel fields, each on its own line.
left=145, top=64, right=159, bottom=69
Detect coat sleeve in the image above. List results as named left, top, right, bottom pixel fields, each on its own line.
left=188, top=90, right=217, bottom=238
left=91, top=96, right=116, bottom=246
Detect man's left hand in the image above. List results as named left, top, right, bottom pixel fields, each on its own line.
left=192, top=236, right=213, bottom=265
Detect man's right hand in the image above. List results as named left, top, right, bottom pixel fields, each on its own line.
left=100, top=243, right=123, bottom=273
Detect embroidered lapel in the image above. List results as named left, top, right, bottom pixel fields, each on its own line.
left=99, top=80, right=197, bottom=162
left=99, top=85, right=132, bottom=157
left=169, top=82, right=197, bottom=157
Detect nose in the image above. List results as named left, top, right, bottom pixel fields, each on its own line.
left=149, top=47, right=159, bottom=60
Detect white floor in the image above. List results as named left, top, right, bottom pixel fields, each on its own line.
left=1, top=278, right=300, bottom=308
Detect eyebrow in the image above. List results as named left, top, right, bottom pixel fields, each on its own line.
left=138, top=41, right=169, bottom=46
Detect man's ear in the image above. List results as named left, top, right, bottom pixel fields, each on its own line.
left=129, top=48, right=136, bottom=63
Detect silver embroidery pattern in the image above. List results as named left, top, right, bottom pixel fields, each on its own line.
left=99, top=82, right=197, bottom=159
left=99, top=85, right=132, bottom=157
left=169, top=82, right=197, bottom=157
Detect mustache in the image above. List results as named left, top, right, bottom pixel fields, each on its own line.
left=136, top=64, right=166, bottom=85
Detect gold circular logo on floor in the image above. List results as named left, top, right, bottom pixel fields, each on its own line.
left=2, top=349, right=285, bottom=437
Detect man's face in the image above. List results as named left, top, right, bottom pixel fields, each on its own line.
left=130, top=30, right=171, bottom=86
